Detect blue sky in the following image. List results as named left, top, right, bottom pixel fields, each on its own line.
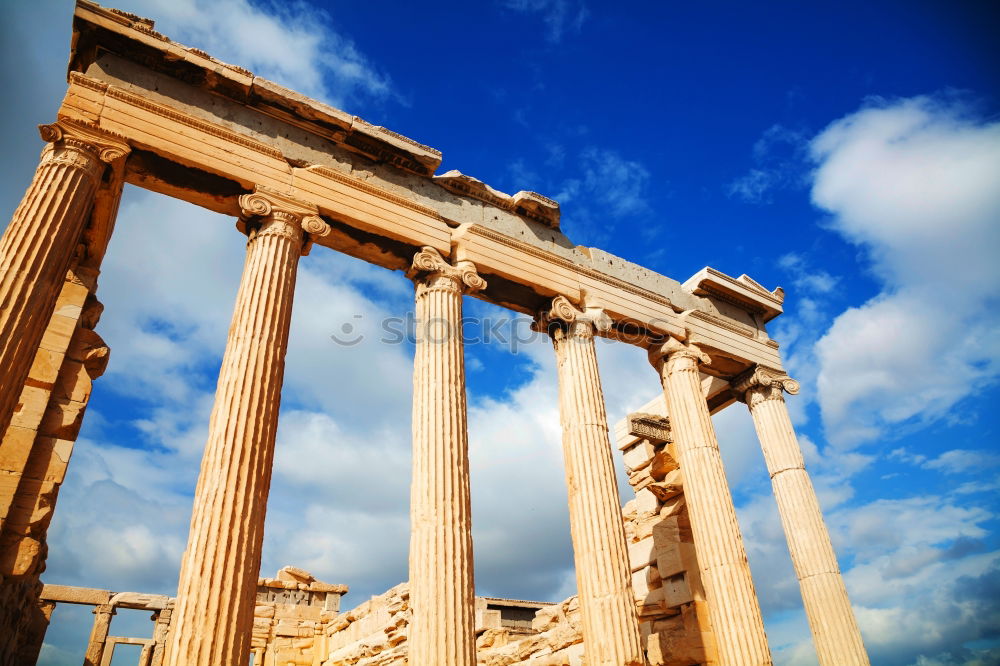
left=1, top=1, right=999, bottom=665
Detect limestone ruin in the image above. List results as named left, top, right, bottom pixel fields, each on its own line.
left=0, top=2, right=870, bottom=665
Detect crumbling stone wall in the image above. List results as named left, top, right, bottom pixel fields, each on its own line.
left=322, top=583, right=411, bottom=665
left=252, top=566, right=348, bottom=666
left=0, top=265, right=107, bottom=664
left=620, top=414, right=717, bottom=665
left=476, top=597, right=584, bottom=666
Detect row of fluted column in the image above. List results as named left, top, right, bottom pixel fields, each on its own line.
left=0, top=117, right=869, bottom=666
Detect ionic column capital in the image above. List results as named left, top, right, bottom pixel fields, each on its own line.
left=238, top=186, right=330, bottom=254
left=536, top=295, right=611, bottom=340
left=38, top=119, right=130, bottom=164
left=406, top=246, right=486, bottom=294
left=647, top=337, right=710, bottom=374
left=733, top=365, right=800, bottom=406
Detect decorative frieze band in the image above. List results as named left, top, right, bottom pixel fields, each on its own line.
left=627, top=412, right=672, bottom=444
left=102, top=82, right=284, bottom=160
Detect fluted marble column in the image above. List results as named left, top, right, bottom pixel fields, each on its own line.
left=406, top=246, right=484, bottom=666
left=84, top=603, right=116, bottom=666
left=0, top=120, right=128, bottom=437
left=165, top=188, right=329, bottom=666
left=542, top=296, right=644, bottom=666
left=649, top=339, right=771, bottom=666
left=734, top=366, right=869, bottom=666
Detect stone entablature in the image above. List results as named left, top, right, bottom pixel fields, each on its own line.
left=65, top=0, right=784, bottom=376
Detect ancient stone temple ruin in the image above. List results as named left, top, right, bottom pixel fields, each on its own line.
left=0, top=2, right=870, bottom=665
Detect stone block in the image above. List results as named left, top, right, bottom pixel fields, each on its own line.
left=622, top=440, right=656, bottom=472
left=0, top=533, right=45, bottom=577
left=10, top=386, right=51, bottom=431
left=637, top=587, right=666, bottom=617
left=655, top=542, right=698, bottom=579
left=475, top=608, right=501, bottom=631
left=628, top=536, right=655, bottom=571
left=22, top=437, right=74, bottom=484
left=6, top=479, right=57, bottom=530
left=38, top=315, right=78, bottom=354
left=645, top=615, right=707, bottom=666
left=634, top=488, right=660, bottom=516
left=0, top=426, right=36, bottom=474
left=649, top=450, right=679, bottom=481
left=277, top=565, right=314, bottom=582
left=659, top=495, right=686, bottom=518
left=39, top=583, right=111, bottom=605
left=661, top=573, right=694, bottom=608
left=631, top=566, right=661, bottom=600
left=53, top=280, right=90, bottom=317
left=647, top=478, right=683, bottom=502
left=651, top=516, right=681, bottom=544
left=27, top=347, right=65, bottom=385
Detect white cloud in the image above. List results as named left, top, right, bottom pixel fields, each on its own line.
left=759, top=487, right=1000, bottom=666
left=810, top=95, right=1000, bottom=448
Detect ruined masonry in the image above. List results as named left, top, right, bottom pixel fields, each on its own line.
left=0, top=2, right=869, bottom=665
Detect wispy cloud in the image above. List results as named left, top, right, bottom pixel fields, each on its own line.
left=727, top=124, right=808, bottom=203
left=123, top=0, right=395, bottom=108
left=579, top=147, right=651, bottom=217
left=501, top=0, right=589, bottom=43
left=922, top=449, right=1000, bottom=475
left=504, top=145, right=652, bottom=244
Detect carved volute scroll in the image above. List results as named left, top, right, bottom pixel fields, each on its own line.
left=537, top=295, right=612, bottom=340
left=237, top=186, right=330, bottom=255
left=37, top=119, right=130, bottom=183
left=406, top=246, right=486, bottom=294
left=647, top=336, right=710, bottom=378
left=732, top=365, right=800, bottom=407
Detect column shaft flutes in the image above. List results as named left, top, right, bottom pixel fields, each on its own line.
left=544, top=296, right=644, bottom=666
left=0, top=120, right=127, bottom=437
left=734, top=367, right=869, bottom=666
left=165, top=189, right=328, bottom=666
left=650, top=339, right=771, bottom=666
left=407, top=246, right=484, bottom=666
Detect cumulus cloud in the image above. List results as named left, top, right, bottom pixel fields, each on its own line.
left=810, top=95, right=1000, bottom=448
left=758, top=486, right=1000, bottom=666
